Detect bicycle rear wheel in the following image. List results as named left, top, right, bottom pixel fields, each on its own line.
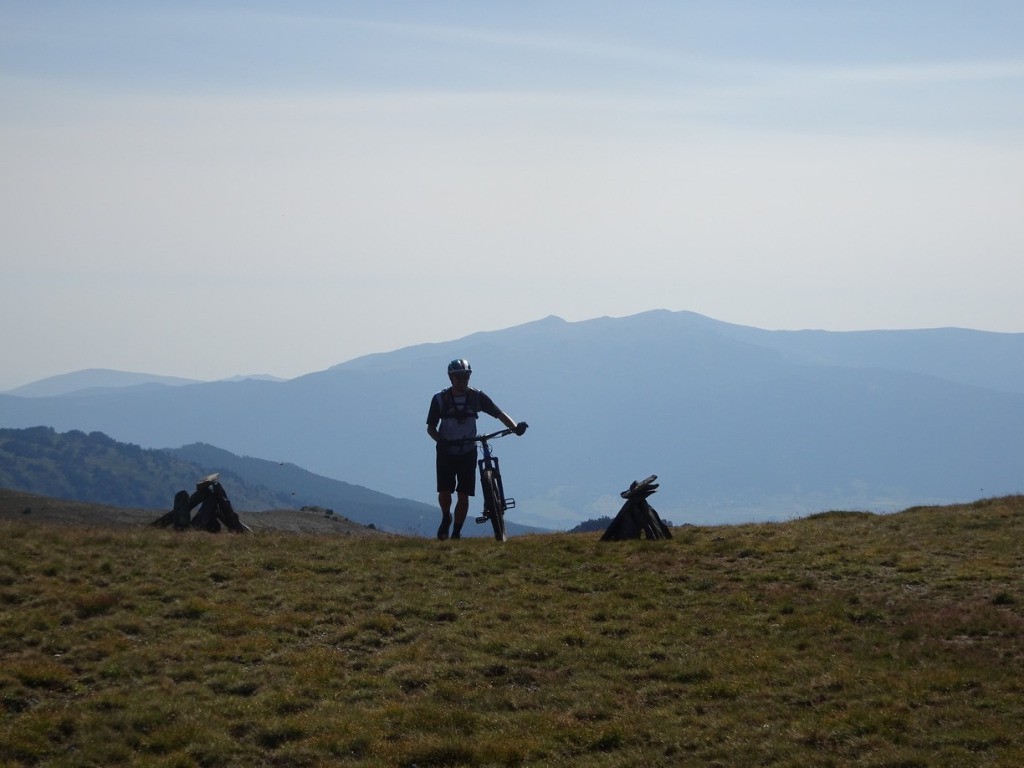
left=481, top=468, right=506, bottom=542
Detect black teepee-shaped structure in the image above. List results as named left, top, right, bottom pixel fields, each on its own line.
left=151, top=474, right=250, bottom=533
left=600, top=475, right=672, bottom=541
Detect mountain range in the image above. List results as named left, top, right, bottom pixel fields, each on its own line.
left=2, top=309, right=1022, bottom=527
left=5, top=369, right=285, bottom=398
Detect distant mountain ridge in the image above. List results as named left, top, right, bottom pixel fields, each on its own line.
left=5, top=368, right=284, bottom=398
left=5, top=369, right=203, bottom=397
left=2, top=310, right=1022, bottom=527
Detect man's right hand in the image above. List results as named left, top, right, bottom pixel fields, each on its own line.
left=514, top=422, right=528, bottom=436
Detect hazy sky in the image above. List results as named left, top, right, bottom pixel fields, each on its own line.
left=2, top=1, right=1022, bottom=390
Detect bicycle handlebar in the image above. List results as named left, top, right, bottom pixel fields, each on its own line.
left=478, top=428, right=516, bottom=441
left=447, top=428, right=514, bottom=446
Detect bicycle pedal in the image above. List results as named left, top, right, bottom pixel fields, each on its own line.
left=504, top=498, right=516, bottom=509
left=475, top=516, right=488, bottom=524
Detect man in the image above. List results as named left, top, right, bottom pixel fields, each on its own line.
left=426, top=358, right=527, bottom=540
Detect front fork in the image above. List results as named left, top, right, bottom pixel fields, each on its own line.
left=476, top=453, right=515, bottom=522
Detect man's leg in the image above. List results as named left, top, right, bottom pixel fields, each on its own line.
left=452, top=492, right=470, bottom=539
left=437, top=490, right=453, bottom=540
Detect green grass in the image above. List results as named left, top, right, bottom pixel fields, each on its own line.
left=2, top=497, right=1024, bottom=766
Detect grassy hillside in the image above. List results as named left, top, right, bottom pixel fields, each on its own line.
left=0, top=488, right=388, bottom=538
left=2, top=497, right=1023, bottom=766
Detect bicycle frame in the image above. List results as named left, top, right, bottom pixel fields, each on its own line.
left=468, top=428, right=517, bottom=541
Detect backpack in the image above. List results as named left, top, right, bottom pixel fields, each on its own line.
left=439, top=387, right=482, bottom=424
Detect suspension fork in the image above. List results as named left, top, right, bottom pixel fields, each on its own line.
left=477, top=438, right=496, bottom=474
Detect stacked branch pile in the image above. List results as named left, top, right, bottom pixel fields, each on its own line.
left=601, top=474, right=672, bottom=541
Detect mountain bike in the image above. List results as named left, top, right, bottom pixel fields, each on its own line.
left=468, top=428, right=518, bottom=542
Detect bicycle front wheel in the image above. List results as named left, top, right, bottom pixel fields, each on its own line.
left=481, top=468, right=506, bottom=542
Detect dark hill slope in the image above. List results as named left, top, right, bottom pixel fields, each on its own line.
left=0, top=426, right=287, bottom=512
left=0, top=427, right=544, bottom=537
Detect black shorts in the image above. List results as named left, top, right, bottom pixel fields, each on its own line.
left=436, top=449, right=477, bottom=495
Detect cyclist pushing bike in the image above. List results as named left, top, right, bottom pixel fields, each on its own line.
left=426, top=359, right=528, bottom=540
